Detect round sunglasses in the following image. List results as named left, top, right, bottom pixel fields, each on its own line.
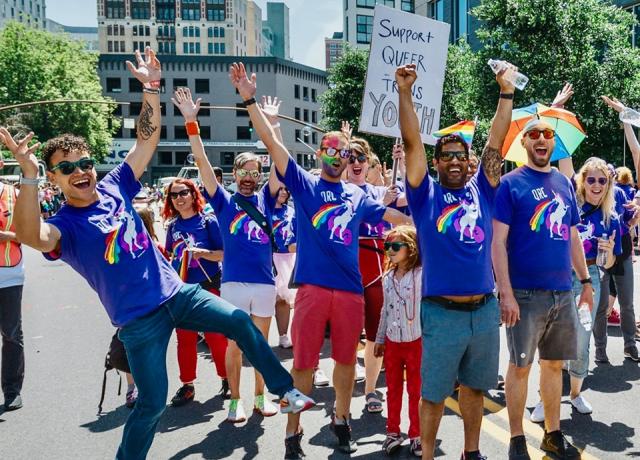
left=585, top=176, right=608, bottom=186
left=236, top=168, right=261, bottom=179
left=348, top=154, right=367, bottom=164
left=50, top=158, right=95, bottom=175
left=323, top=147, right=352, bottom=159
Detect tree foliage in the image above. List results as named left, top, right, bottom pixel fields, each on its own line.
left=0, top=22, right=118, bottom=161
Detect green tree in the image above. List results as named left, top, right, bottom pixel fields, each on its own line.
left=0, top=22, right=119, bottom=161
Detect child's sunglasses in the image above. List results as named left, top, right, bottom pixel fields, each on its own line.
left=384, top=241, right=408, bottom=252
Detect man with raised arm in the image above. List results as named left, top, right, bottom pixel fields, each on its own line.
left=0, top=48, right=312, bottom=460
left=228, top=62, right=411, bottom=459
left=396, top=62, right=513, bottom=460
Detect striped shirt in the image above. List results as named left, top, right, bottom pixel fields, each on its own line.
left=375, top=267, right=422, bottom=344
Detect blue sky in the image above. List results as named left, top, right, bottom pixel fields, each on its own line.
left=45, top=0, right=342, bottom=70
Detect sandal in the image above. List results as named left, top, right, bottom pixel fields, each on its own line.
left=365, top=392, right=383, bottom=413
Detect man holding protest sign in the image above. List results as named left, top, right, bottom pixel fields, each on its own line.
left=396, top=61, right=514, bottom=460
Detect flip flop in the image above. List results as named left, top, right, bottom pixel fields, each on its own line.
left=365, top=392, right=383, bottom=413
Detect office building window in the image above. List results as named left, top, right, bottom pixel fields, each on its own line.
left=131, top=1, right=150, bottom=19
left=311, top=88, right=317, bottom=103
left=379, top=0, right=395, bottom=6
left=221, top=152, right=235, bottom=166
left=312, top=111, right=317, bottom=124
left=356, top=0, right=375, bottom=7
left=303, top=87, right=309, bottom=101
left=200, top=126, right=211, bottom=139
left=295, top=129, right=301, bottom=142
left=175, top=126, right=188, bottom=139
left=106, top=77, right=121, bottom=93
left=156, top=1, right=175, bottom=21
left=195, top=79, right=210, bottom=93
left=237, top=126, right=251, bottom=140
left=129, top=102, right=142, bottom=117
left=173, top=78, right=188, bottom=89
left=206, top=0, right=226, bottom=21
left=159, top=151, right=173, bottom=165
left=294, top=84, right=300, bottom=99
left=106, top=0, right=125, bottom=19
left=303, top=109, right=309, bottom=122
left=129, top=78, right=143, bottom=93
left=181, top=0, right=201, bottom=20
left=295, top=107, right=301, bottom=120
left=401, top=0, right=415, bottom=13
left=356, top=15, right=373, bottom=44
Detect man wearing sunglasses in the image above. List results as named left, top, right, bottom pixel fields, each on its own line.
left=229, top=62, right=411, bottom=458
left=493, top=116, right=592, bottom=460
left=396, top=62, right=514, bottom=460
left=1, top=48, right=313, bottom=459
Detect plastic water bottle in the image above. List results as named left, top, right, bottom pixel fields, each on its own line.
left=596, top=233, right=608, bottom=267
left=578, top=303, right=592, bottom=332
left=487, top=59, right=529, bottom=91
left=619, top=108, right=640, bottom=128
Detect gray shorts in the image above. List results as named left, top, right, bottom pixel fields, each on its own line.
left=507, top=289, right=578, bottom=367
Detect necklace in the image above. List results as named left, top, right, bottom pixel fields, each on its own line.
left=391, top=268, right=417, bottom=325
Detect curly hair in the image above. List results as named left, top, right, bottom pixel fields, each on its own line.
left=162, top=178, right=205, bottom=221
left=384, top=225, right=421, bottom=273
left=42, top=134, right=91, bottom=169
left=434, top=134, right=469, bottom=159
left=615, top=166, right=634, bottom=187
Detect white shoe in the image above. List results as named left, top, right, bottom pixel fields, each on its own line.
left=570, top=394, right=593, bottom=414
left=355, top=362, right=365, bottom=382
left=227, top=399, right=247, bottom=423
left=279, top=334, right=293, bottom=349
left=280, top=388, right=316, bottom=414
left=313, top=368, right=330, bottom=387
left=254, top=394, right=278, bottom=416
left=530, top=400, right=545, bottom=423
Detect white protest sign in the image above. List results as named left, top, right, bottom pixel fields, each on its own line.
left=358, top=5, right=450, bottom=145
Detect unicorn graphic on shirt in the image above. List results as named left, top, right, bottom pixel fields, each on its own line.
left=436, top=198, right=484, bottom=244
left=312, top=195, right=356, bottom=245
left=458, top=201, right=479, bottom=242
left=578, top=221, right=594, bottom=242
left=529, top=190, right=570, bottom=241
left=104, top=209, right=149, bottom=264
left=279, top=218, right=294, bottom=243
left=329, top=200, right=355, bottom=241
left=229, top=211, right=270, bottom=244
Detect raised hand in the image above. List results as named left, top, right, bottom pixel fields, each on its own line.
left=552, top=83, right=574, bottom=108
left=601, top=95, right=626, bottom=114
left=171, top=87, right=201, bottom=122
left=383, top=185, right=400, bottom=205
left=495, top=61, right=517, bottom=93
left=395, top=64, right=417, bottom=90
left=0, top=128, right=40, bottom=177
left=341, top=120, right=352, bottom=139
left=229, top=62, right=257, bottom=101
left=260, top=95, right=282, bottom=125
left=126, top=47, right=161, bottom=88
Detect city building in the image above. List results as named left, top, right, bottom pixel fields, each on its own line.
left=264, top=1, right=289, bottom=59
left=97, top=0, right=270, bottom=57
left=47, top=19, right=99, bottom=51
left=616, top=0, right=640, bottom=46
left=0, top=0, right=46, bottom=29
left=98, top=54, right=327, bottom=183
left=325, top=31, right=344, bottom=70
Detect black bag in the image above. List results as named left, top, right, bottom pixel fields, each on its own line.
left=98, top=330, right=131, bottom=414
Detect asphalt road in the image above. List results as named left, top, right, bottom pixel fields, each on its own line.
left=1, top=246, right=639, bottom=460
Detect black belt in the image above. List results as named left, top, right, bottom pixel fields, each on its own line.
left=424, top=294, right=494, bottom=312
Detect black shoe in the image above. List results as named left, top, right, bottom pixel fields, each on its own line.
left=594, top=348, right=609, bottom=364
left=462, top=451, right=488, bottom=460
left=284, top=431, right=306, bottom=459
left=541, top=430, right=580, bottom=459
left=330, top=417, right=358, bottom=453
left=4, top=394, right=22, bottom=411
left=508, top=435, right=531, bottom=460
left=171, top=384, right=195, bottom=407
left=624, top=345, right=640, bottom=362
left=219, top=378, right=230, bottom=399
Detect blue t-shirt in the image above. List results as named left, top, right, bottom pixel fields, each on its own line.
left=278, top=157, right=386, bottom=293
left=618, top=183, right=636, bottom=202
left=576, top=203, right=622, bottom=260
left=45, top=163, right=183, bottom=327
left=165, top=213, right=223, bottom=284
left=272, top=205, right=296, bottom=253
left=357, top=183, right=392, bottom=238
left=406, top=166, right=496, bottom=297
left=494, top=166, right=580, bottom=291
left=613, top=185, right=633, bottom=235
left=207, top=185, right=275, bottom=285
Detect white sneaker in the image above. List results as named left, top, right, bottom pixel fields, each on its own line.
left=313, top=368, right=330, bottom=387
left=570, top=394, right=593, bottom=414
left=530, top=400, right=545, bottom=423
left=279, top=334, right=293, bottom=349
left=355, top=362, right=366, bottom=382
left=254, top=394, right=278, bottom=416
left=227, top=398, right=247, bottom=423
left=280, top=388, right=316, bottom=414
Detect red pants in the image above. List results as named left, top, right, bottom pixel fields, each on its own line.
left=176, top=287, right=228, bottom=383
left=384, top=338, right=422, bottom=438
left=359, top=239, right=385, bottom=342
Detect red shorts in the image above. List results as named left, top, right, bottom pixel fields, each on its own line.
left=359, top=239, right=385, bottom=341
left=291, top=284, right=364, bottom=369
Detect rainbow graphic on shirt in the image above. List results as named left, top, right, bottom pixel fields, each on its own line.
left=171, top=239, right=191, bottom=281
left=529, top=200, right=554, bottom=232
left=102, top=210, right=150, bottom=265
left=272, top=219, right=285, bottom=232
left=436, top=203, right=463, bottom=233
left=104, top=224, right=123, bottom=264
left=230, top=212, right=250, bottom=235
left=312, top=204, right=343, bottom=229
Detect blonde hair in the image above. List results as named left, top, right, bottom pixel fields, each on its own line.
left=615, top=166, right=634, bottom=186
left=384, top=225, right=421, bottom=273
left=350, top=137, right=372, bottom=161
left=575, top=157, right=616, bottom=228
left=135, top=206, right=159, bottom=242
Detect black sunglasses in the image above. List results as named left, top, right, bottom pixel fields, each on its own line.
left=169, top=189, right=191, bottom=199
left=50, top=158, right=95, bottom=175
left=384, top=241, right=408, bottom=252
left=348, top=154, right=368, bottom=164
left=437, top=151, right=469, bottom=162
left=585, top=177, right=608, bottom=186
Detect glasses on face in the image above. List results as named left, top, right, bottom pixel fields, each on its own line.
left=50, top=158, right=95, bottom=175
left=586, top=176, right=608, bottom=186
left=384, top=241, right=409, bottom=252
left=236, top=168, right=261, bottom=179
left=323, top=147, right=352, bottom=159
left=525, top=129, right=555, bottom=140
left=348, top=154, right=367, bottom=164
left=437, top=151, right=469, bottom=162
left=169, top=189, right=191, bottom=200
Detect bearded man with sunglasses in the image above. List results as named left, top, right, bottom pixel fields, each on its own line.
left=0, top=48, right=314, bottom=460
left=492, top=118, right=592, bottom=460
left=396, top=62, right=513, bottom=460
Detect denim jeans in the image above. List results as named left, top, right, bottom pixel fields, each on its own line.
left=567, top=265, right=601, bottom=379
left=0, top=285, right=24, bottom=399
left=116, top=284, right=293, bottom=460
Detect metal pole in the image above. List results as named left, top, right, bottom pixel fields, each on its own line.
left=0, top=99, right=129, bottom=112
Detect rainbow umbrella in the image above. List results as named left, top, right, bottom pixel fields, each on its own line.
left=433, top=120, right=476, bottom=147
left=502, top=103, right=586, bottom=164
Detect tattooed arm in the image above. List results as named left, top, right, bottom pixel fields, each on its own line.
left=481, top=63, right=516, bottom=187
left=124, top=47, right=162, bottom=180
